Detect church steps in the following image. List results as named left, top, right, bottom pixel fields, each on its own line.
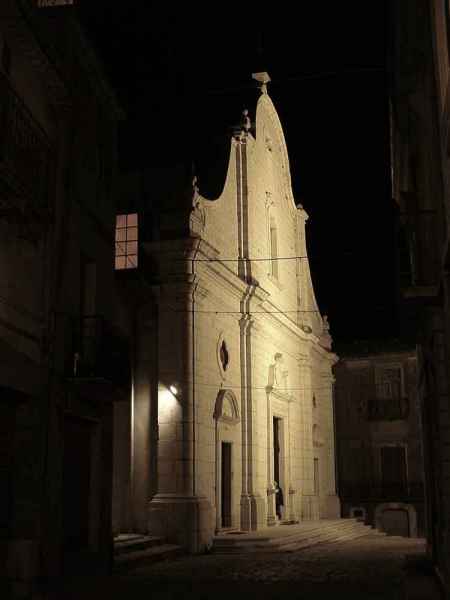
left=214, top=519, right=368, bottom=546
left=212, top=519, right=380, bottom=554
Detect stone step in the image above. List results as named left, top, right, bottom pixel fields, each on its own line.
left=214, top=520, right=370, bottom=546
left=114, top=534, right=164, bottom=556
left=113, top=543, right=183, bottom=572
left=213, top=519, right=366, bottom=546
left=212, top=519, right=380, bottom=554
left=276, top=525, right=369, bottom=548
left=282, top=527, right=375, bottom=552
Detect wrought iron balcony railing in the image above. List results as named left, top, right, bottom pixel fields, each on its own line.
left=70, top=315, right=130, bottom=390
left=339, top=481, right=424, bottom=501
left=0, top=70, right=52, bottom=225
left=368, top=396, right=409, bottom=421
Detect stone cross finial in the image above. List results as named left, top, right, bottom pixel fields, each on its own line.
left=252, top=71, right=271, bottom=94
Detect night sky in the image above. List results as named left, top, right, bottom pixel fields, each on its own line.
left=78, top=2, right=395, bottom=346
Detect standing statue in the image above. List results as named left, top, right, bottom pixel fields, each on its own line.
left=241, top=109, right=251, bottom=132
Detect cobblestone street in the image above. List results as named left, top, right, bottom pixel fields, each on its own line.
left=48, top=535, right=441, bottom=600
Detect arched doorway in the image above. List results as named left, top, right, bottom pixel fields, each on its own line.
left=214, top=389, right=240, bottom=532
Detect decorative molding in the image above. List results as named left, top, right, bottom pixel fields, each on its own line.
left=216, top=332, right=230, bottom=381
left=265, top=191, right=274, bottom=209
left=313, top=424, right=325, bottom=447
left=214, top=389, right=240, bottom=424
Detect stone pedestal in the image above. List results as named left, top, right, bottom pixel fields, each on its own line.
left=148, top=494, right=213, bottom=553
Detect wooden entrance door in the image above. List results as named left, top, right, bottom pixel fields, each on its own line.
left=273, top=417, right=280, bottom=487
left=221, top=442, right=232, bottom=528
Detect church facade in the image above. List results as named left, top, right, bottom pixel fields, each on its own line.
left=117, top=74, right=340, bottom=552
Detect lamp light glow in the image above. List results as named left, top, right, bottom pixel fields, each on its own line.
left=169, top=384, right=178, bottom=396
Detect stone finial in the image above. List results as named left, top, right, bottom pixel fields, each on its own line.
left=191, top=174, right=200, bottom=206
left=252, top=71, right=271, bottom=94
left=189, top=173, right=206, bottom=234
left=241, top=109, right=251, bottom=132
left=319, top=314, right=332, bottom=351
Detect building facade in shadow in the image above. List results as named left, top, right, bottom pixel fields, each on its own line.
left=334, top=342, right=425, bottom=537
left=0, top=1, right=125, bottom=596
left=389, top=0, right=450, bottom=591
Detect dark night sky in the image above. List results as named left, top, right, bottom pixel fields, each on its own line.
left=78, top=2, right=396, bottom=345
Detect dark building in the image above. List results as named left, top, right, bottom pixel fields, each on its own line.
left=0, top=2, right=125, bottom=596
left=334, top=342, right=425, bottom=537
left=389, top=0, right=450, bottom=592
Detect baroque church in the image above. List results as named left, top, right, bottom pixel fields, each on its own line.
left=114, top=72, right=339, bottom=552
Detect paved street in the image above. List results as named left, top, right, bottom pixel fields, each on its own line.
left=45, top=534, right=442, bottom=600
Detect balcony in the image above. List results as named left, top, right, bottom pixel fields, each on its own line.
left=69, top=316, right=130, bottom=394
left=0, top=71, right=52, bottom=232
left=368, top=396, right=409, bottom=421
left=339, top=481, right=424, bottom=501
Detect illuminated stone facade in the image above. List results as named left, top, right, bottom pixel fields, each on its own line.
left=144, top=75, right=340, bottom=551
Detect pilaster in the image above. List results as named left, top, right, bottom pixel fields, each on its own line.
left=148, top=263, right=212, bottom=551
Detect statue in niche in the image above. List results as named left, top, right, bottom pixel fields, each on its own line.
left=268, top=353, right=286, bottom=389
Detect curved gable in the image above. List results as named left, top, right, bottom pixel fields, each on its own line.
left=254, top=93, right=298, bottom=216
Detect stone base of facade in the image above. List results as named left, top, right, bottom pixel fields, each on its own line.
left=240, top=494, right=251, bottom=531
left=148, top=494, right=213, bottom=553
left=321, top=494, right=341, bottom=519
left=250, top=493, right=267, bottom=530
left=301, top=495, right=320, bottom=520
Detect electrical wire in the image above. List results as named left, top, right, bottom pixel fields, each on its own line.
left=154, top=254, right=309, bottom=262
left=158, top=379, right=334, bottom=392
left=159, top=308, right=320, bottom=314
